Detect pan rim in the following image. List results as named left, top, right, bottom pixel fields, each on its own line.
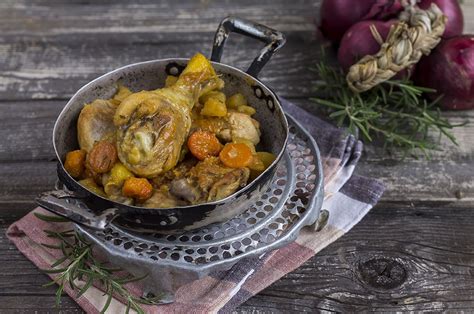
left=53, top=57, right=289, bottom=211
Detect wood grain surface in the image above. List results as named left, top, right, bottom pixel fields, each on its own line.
left=0, top=0, right=473, bottom=312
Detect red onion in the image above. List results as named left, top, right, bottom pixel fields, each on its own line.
left=338, top=20, right=395, bottom=72
left=319, top=0, right=403, bottom=43
left=337, top=19, right=414, bottom=79
left=415, top=36, right=474, bottom=110
left=418, top=0, right=464, bottom=38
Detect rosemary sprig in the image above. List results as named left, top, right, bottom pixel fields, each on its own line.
left=35, top=213, right=164, bottom=313
left=311, top=60, right=463, bottom=157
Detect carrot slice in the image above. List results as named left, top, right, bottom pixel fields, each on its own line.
left=187, top=130, right=223, bottom=160
left=64, top=150, right=86, bottom=178
left=122, top=177, right=153, bottom=201
left=219, top=143, right=253, bottom=168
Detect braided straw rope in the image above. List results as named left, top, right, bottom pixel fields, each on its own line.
left=346, top=3, right=447, bottom=93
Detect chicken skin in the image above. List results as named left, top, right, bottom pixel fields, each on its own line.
left=114, top=53, right=223, bottom=177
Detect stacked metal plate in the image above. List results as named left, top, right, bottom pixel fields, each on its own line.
left=76, top=115, right=324, bottom=302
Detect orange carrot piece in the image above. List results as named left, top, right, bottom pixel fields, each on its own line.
left=219, top=143, right=253, bottom=168
left=122, top=177, right=153, bottom=201
left=64, top=150, right=86, bottom=178
left=187, top=130, right=223, bottom=161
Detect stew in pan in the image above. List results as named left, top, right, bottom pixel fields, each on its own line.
left=63, top=53, right=275, bottom=208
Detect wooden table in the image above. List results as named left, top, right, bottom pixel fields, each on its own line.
left=1, top=0, right=473, bottom=312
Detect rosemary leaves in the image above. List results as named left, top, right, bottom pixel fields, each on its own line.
left=312, top=60, right=462, bottom=156
left=35, top=213, right=163, bottom=314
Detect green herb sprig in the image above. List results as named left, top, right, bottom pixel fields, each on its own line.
left=311, top=60, right=463, bottom=157
left=35, top=213, right=164, bottom=314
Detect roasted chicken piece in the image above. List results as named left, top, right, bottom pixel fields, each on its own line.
left=168, top=157, right=250, bottom=203
left=77, top=99, right=117, bottom=152
left=141, top=189, right=185, bottom=208
left=192, top=111, right=261, bottom=145
left=208, top=168, right=250, bottom=201
left=227, top=112, right=261, bottom=145
left=114, top=53, right=224, bottom=177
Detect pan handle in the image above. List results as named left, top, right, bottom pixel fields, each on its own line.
left=211, top=16, right=286, bottom=78
left=35, top=189, right=118, bottom=230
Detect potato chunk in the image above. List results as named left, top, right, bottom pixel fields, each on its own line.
left=200, top=91, right=226, bottom=104
left=201, top=98, right=227, bottom=117
left=78, top=178, right=106, bottom=197
left=236, top=105, right=256, bottom=116
left=226, top=93, right=247, bottom=109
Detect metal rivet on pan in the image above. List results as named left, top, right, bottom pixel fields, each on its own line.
left=165, top=62, right=185, bottom=76
left=267, top=98, right=274, bottom=110
left=254, top=86, right=263, bottom=98
left=169, top=67, right=179, bottom=75
left=168, top=215, right=178, bottom=225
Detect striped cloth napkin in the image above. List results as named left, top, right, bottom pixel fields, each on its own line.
left=7, top=99, right=384, bottom=313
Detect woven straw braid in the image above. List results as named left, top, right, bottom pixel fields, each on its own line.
left=346, top=3, right=447, bottom=93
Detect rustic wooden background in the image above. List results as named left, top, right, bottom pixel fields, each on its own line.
left=0, top=0, right=473, bottom=312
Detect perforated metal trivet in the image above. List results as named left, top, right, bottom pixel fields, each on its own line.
left=76, top=115, right=324, bottom=301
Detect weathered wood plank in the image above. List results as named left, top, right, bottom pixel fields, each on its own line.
left=0, top=101, right=60, bottom=162
left=2, top=201, right=474, bottom=312
left=462, top=1, right=474, bottom=33
left=0, top=0, right=317, bottom=39
left=239, top=201, right=474, bottom=312
left=0, top=0, right=319, bottom=100
left=356, top=156, right=474, bottom=202
left=0, top=162, right=56, bottom=213
left=0, top=34, right=319, bottom=100
left=0, top=296, right=81, bottom=312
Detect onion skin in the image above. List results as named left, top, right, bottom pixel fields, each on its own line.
left=415, top=36, right=474, bottom=110
left=319, top=0, right=403, bottom=43
left=338, top=20, right=395, bottom=72
left=418, top=0, right=464, bottom=38
left=338, top=20, right=413, bottom=78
